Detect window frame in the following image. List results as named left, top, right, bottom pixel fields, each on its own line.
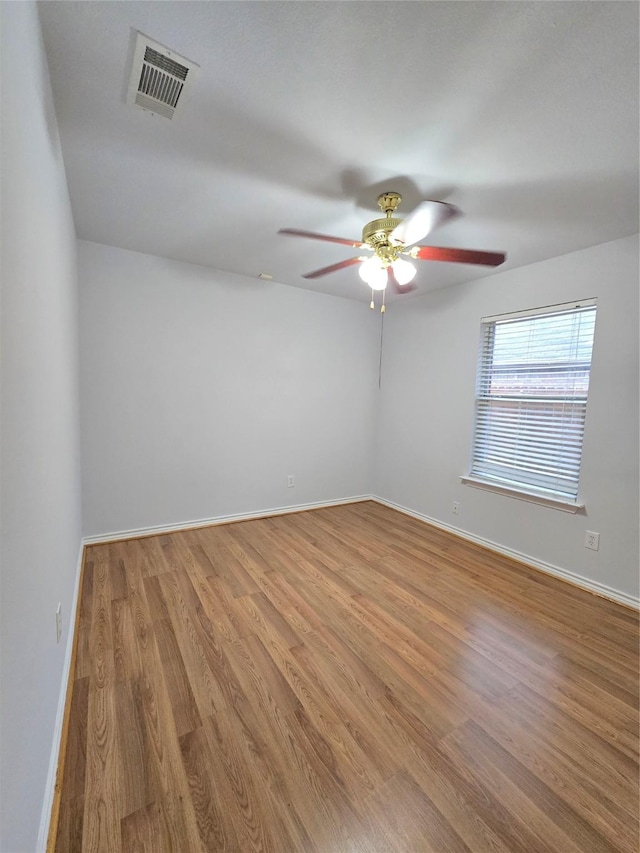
left=462, top=299, right=597, bottom=512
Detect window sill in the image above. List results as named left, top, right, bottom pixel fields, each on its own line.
left=460, top=475, right=585, bottom=513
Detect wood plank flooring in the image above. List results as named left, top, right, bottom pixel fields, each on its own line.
left=55, top=501, right=640, bottom=852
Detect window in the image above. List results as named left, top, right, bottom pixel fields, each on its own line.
left=465, top=300, right=597, bottom=508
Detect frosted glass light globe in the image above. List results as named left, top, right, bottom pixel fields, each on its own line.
left=359, top=257, right=388, bottom=291
left=391, top=258, right=417, bottom=285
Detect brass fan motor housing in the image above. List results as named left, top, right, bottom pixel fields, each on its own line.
left=362, top=217, right=403, bottom=247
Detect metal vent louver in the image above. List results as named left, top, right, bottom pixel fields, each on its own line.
left=127, top=33, right=199, bottom=119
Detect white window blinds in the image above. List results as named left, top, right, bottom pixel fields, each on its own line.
left=470, top=300, right=597, bottom=503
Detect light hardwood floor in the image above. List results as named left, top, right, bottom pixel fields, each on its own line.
left=54, top=501, right=639, bottom=852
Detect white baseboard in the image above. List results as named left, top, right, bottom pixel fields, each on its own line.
left=82, top=495, right=373, bottom=545
left=83, top=493, right=639, bottom=609
left=372, top=496, right=639, bottom=611
left=37, top=541, right=85, bottom=851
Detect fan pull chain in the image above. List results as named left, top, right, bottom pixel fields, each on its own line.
left=370, top=288, right=375, bottom=310
left=381, top=289, right=386, bottom=313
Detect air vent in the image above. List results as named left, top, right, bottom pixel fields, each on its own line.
left=127, top=33, right=199, bottom=119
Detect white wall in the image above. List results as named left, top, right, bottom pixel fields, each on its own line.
left=0, top=3, right=82, bottom=851
left=78, top=240, right=380, bottom=537
left=375, top=235, right=639, bottom=602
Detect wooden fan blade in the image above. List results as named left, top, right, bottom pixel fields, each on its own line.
left=388, top=267, right=416, bottom=295
left=389, top=201, right=460, bottom=247
left=414, top=245, right=506, bottom=266
left=302, top=257, right=363, bottom=279
left=279, top=228, right=364, bottom=248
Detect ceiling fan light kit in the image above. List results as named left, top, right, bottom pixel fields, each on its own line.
left=279, top=191, right=506, bottom=311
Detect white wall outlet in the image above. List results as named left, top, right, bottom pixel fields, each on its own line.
left=452, top=501, right=460, bottom=515
left=585, top=531, right=600, bottom=551
left=56, top=603, right=62, bottom=644
left=287, top=475, right=295, bottom=488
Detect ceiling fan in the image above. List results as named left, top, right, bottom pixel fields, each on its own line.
left=279, top=192, right=506, bottom=311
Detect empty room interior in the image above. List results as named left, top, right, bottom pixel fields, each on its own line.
left=1, top=2, right=639, bottom=851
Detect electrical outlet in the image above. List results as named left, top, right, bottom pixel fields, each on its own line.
left=585, top=531, right=600, bottom=551
left=287, top=475, right=295, bottom=488
left=452, top=501, right=460, bottom=515
left=56, top=603, right=62, bottom=644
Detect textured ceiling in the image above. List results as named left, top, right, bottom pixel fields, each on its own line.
left=39, top=1, right=639, bottom=303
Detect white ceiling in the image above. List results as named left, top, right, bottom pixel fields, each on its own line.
left=39, top=1, right=639, bottom=302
